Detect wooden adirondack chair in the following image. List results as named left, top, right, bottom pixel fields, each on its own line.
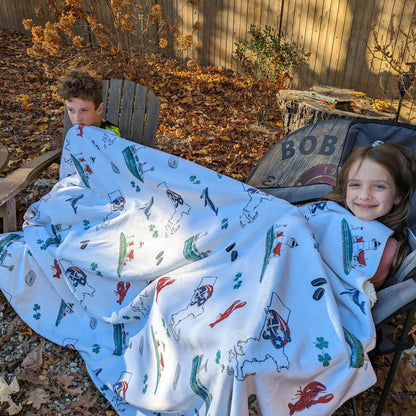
left=0, top=145, right=9, bottom=173
left=0, top=79, right=160, bottom=233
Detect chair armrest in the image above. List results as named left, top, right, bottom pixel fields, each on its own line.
left=0, top=149, right=61, bottom=206
left=0, top=145, right=9, bottom=172
left=372, top=277, right=416, bottom=326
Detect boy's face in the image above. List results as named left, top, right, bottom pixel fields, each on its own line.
left=65, top=98, right=104, bottom=127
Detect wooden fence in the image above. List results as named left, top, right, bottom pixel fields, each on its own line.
left=2, top=0, right=416, bottom=122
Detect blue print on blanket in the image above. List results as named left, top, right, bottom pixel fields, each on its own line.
left=157, top=181, right=191, bottom=236
left=341, top=218, right=384, bottom=275
left=170, top=276, right=217, bottom=341
left=183, top=232, right=211, bottom=262
left=55, top=299, right=74, bottom=327
left=71, top=152, right=94, bottom=187
left=260, top=224, right=299, bottom=283
left=113, top=370, right=132, bottom=412
left=60, top=260, right=96, bottom=309
left=239, top=185, right=275, bottom=227
left=0, top=233, right=22, bottom=272
left=229, top=292, right=291, bottom=380
left=0, top=126, right=397, bottom=416
left=122, top=145, right=154, bottom=183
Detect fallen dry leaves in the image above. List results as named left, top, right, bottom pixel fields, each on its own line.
left=0, top=28, right=282, bottom=228
left=0, top=294, right=115, bottom=415
left=0, top=28, right=415, bottom=416
left=0, top=27, right=282, bottom=416
left=0, top=377, right=21, bottom=414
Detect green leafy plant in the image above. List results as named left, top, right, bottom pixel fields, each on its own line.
left=235, top=24, right=309, bottom=83
left=234, top=24, right=309, bottom=124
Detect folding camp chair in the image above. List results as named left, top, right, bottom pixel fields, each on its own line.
left=0, top=79, right=160, bottom=233
left=247, top=118, right=416, bottom=416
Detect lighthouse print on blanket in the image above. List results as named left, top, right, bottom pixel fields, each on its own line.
left=0, top=125, right=392, bottom=416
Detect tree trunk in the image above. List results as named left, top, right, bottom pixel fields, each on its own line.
left=278, top=86, right=397, bottom=135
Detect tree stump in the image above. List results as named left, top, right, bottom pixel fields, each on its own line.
left=278, top=86, right=397, bottom=135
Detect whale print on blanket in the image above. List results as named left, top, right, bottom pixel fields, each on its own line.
left=0, top=126, right=394, bottom=416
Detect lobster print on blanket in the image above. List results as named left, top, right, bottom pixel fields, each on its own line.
left=0, top=126, right=394, bottom=415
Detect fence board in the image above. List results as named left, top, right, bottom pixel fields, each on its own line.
left=360, top=0, right=380, bottom=94
left=220, top=0, right=229, bottom=68
left=197, top=0, right=210, bottom=65
left=213, top=0, right=222, bottom=67
left=232, top=0, right=249, bottom=70
left=365, top=0, right=388, bottom=87
left=377, top=0, right=416, bottom=98
left=368, top=0, right=401, bottom=97
left=304, top=0, right=320, bottom=88
left=158, top=0, right=176, bottom=57
left=379, top=0, right=408, bottom=96
left=320, top=1, right=339, bottom=84
left=192, top=0, right=202, bottom=62
left=310, top=0, right=331, bottom=87
left=2, top=0, right=416, bottom=121
left=366, top=0, right=397, bottom=97
left=342, top=1, right=369, bottom=88
left=0, top=0, right=51, bottom=31
left=295, top=0, right=306, bottom=47
left=325, top=0, right=348, bottom=87
left=186, top=0, right=193, bottom=58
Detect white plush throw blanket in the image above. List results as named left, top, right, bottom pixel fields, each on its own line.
left=0, top=126, right=393, bottom=415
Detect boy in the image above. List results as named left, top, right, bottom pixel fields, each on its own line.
left=57, top=68, right=121, bottom=136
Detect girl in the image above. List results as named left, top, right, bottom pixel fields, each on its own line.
left=324, top=142, right=416, bottom=288
left=1, top=126, right=413, bottom=415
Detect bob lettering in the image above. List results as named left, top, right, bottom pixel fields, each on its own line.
left=281, top=135, right=338, bottom=160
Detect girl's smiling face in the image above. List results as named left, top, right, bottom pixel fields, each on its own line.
left=346, top=157, right=401, bottom=221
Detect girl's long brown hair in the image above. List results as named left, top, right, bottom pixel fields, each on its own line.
left=324, top=143, right=416, bottom=275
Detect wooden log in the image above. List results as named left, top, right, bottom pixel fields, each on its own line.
left=278, top=86, right=396, bottom=135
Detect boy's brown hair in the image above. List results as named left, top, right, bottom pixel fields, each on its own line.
left=58, top=68, right=103, bottom=109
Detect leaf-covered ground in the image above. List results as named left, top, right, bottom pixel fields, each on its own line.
left=1, top=28, right=416, bottom=415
